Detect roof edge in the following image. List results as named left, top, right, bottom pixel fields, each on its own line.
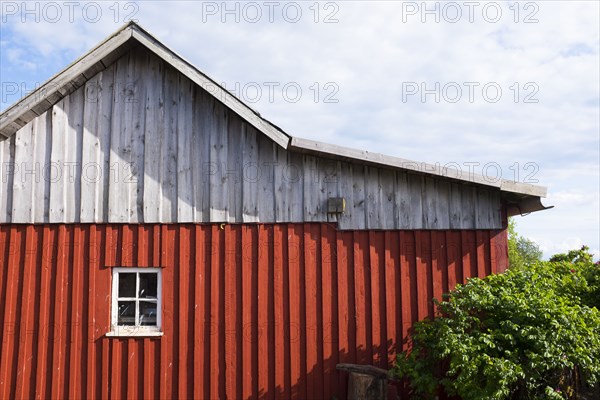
left=0, top=22, right=135, bottom=137
left=289, top=136, right=548, bottom=198
left=0, top=22, right=291, bottom=148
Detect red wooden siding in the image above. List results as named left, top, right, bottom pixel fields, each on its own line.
left=0, top=223, right=507, bottom=399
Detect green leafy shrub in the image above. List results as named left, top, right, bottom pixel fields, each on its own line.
left=508, top=218, right=542, bottom=268
left=392, top=247, right=600, bottom=400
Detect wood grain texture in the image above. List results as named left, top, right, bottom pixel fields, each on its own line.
left=0, top=223, right=511, bottom=399
left=0, top=47, right=504, bottom=229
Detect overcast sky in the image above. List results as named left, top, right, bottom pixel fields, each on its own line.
left=1, top=1, right=598, bottom=259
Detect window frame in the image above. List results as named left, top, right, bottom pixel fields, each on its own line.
left=107, top=267, right=163, bottom=337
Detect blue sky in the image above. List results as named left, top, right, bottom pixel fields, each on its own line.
left=1, top=1, right=598, bottom=259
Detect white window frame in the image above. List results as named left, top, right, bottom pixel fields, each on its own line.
left=107, top=267, right=163, bottom=337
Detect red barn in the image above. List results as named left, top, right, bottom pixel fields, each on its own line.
left=0, top=22, right=550, bottom=399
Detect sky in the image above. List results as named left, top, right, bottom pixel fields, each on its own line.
left=1, top=0, right=598, bottom=260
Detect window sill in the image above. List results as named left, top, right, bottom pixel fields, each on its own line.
left=106, top=329, right=163, bottom=338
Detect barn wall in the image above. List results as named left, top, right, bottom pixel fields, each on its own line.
left=0, top=45, right=503, bottom=229
left=0, top=223, right=507, bottom=399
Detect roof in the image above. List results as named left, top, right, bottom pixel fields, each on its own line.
left=0, top=21, right=551, bottom=216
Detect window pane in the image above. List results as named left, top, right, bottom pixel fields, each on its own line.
left=117, top=301, right=136, bottom=326
left=118, top=273, right=136, bottom=297
left=139, top=301, right=157, bottom=326
left=139, top=273, right=158, bottom=298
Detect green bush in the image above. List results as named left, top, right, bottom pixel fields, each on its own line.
left=392, top=247, right=600, bottom=400
left=508, top=218, right=543, bottom=268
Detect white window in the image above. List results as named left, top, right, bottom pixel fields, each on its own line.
left=107, top=267, right=163, bottom=337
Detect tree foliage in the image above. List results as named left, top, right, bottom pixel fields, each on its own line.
left=392, top=247, right=600, bottom=400
left=508, top=218, right=543, bottom=268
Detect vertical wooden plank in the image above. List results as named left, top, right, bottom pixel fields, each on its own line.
left=226, top=116, right=243, bottom=222
left=336, top=230, right=354, bottom=398
left=446, top=231, right=462, bottom=291
left=126, top=341, right=139, bottom=400
left=101, top=338, right=110, bottom=400
left=110, top=338, right=120, bottom=400
left=399, top=231, right=417, bottom=351
left=178, top=227, right=191, bottom=400
left=241, top=125, right=259, bottom=223
left=321, top=224, right=337, bottom=398
left=490, top=230, right=500, bottom=274
left=304, top=224, right=321, bottom=399
left=422, top=177, right=437, bottom=229
left=499, top=228, right=509, bottom=273
left=422, top=232, right=435, bottom=317
left=490, top=190, right=502, bottom=229
left=282, top=226, right=292, bottom=397
left=85, top=226, right=99, bottom=400
left=100, top=226, right=115, bottom=400
left=0, top=135, right=15, bottom=222
left=484, top=231, right=492, bottom=276
left=129, top=47, right=147, bottom=223
left=193, top=226, right=210, bottom=400
left=476, top=188, right=492, bottom=229
left=449, top=182, right=462, bottom=229
left=364, top=166, right=382, bottom=229
left=0, top=227, right=7, bottom=348
left=350, top=164, right=366, bottom=229
left=407, top=174, right=424, bottom=229
left=461, top=230, right=477, bottom=282
left=142, top=338, right=152, bottom=400
left=287, top=152, right=305, bottom=222
left=14, top=226, right=36, bottom=400
left=336, top=162, right=354, bottom=230
left=224, top=225, right=242, bottom=399
left=49, top=100, right=68, bottom=222
left=274, top=146, right=292, bottom=222
left=191, top=88, right=211, bottom=222
left=0, top=227, right=22, bottom=400
left=97, top=67, right=115, bottom=222
left=80, top=75, right=101, bottom=222
left=143, top=53, right=164, bottom=222
left=209, top=225, right=225, bottom=399
left=177, top=77, right=195, bottom=222
left=273, top=225, right=289, bottom=398
left=66, top=87, right=84, bottom=223
left=476, top=230, right=488, bottom=277
left=353, top=231, right=371, bottom=364
left=431, top=231, right=446, bottom=307
left=395, top=172, right=411, bottom=229
left=11, top=121, right=34, bottom=222
left=50, top=226, right=68, bottom=399
left=240, top=225, right=258, bottom=398
left=208, top=97, right=228, bottom=222
left=108, top=55, right=130, bottom=223
left=288, top=224, right=306, bottom=399
left=31, top=116, right=49, bottom=230
left=160, top=68, right=180, bottom=223
left=436, top=180, right=451, bottom=229
left=303, top=155, right=320, bottom=222
left=257, top=225, right=271, bottom=396
left=159, top=226, right=174, bottom=399
left=380, top=169, right=396, bottom=229
left=35, top=226, right=54, bottom=400
left=384, top=231, right=401, bottom=367
left=68, top=226, right=85, bottom=399
left=461, top=186, right=476, bottom=229
left=257, top=137, right=276, bottom=222
left=319, top=158, right=340, bottom=224
left=368, top=231, right=386, bottom=367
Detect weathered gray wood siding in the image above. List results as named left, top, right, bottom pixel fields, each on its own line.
left=0, top=46, right=502, bottom=229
